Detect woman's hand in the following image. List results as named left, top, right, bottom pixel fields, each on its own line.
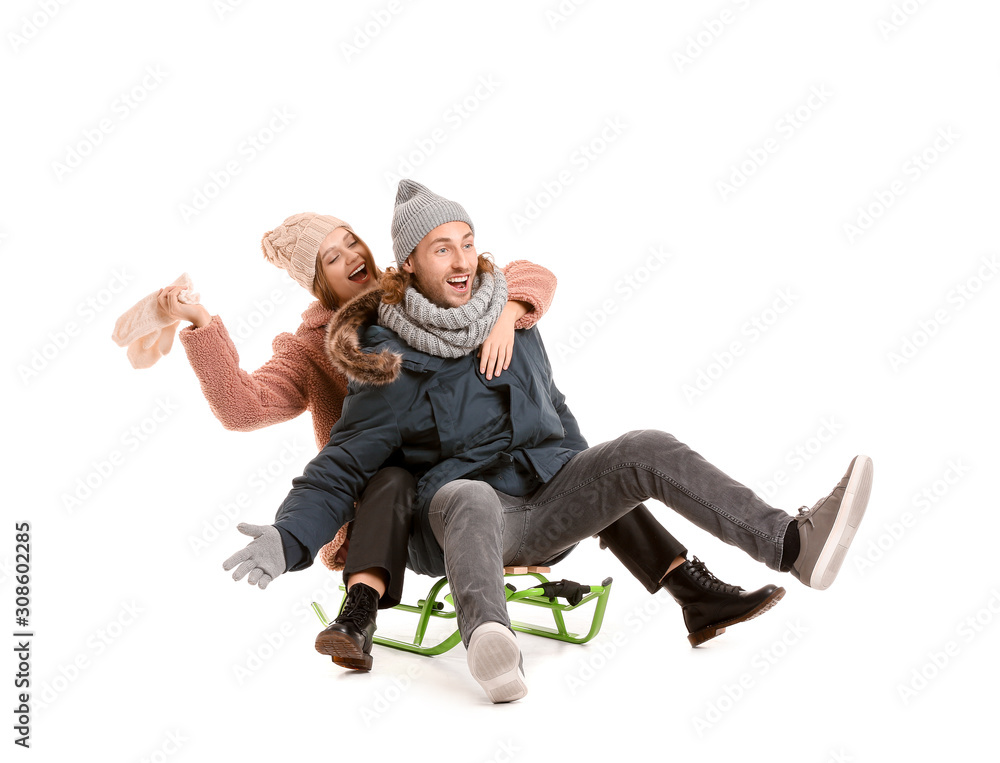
left=333, top=538, right=350, bottom=568
left=478, top=301, right=530, bottom=380
left=157, top=284, right=210, bottom=328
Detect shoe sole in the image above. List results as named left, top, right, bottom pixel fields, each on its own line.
left=808, top=455, right=874, bottom=590
left=688, top=587, right=786, bottom=647
left=468, top=625, right=527, bottom=703
left=315, top=631, right=373, bottom=671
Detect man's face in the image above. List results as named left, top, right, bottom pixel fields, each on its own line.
left=403, top=221, right=478, bottom=308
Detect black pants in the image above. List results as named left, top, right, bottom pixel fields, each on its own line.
left=342, top=467, right=689, bottom=608
left=342, top=468, right=416, bottom=609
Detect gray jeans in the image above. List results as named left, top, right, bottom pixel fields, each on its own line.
left=428, top=430, right=795, bottom=646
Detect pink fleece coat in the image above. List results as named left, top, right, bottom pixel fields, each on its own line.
left=178, top=261, right=557, bottom=569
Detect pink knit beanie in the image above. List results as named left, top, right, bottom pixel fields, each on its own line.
left=261, top=213, right=356, bottom=296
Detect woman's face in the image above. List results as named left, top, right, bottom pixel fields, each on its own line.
left=317, top=227, right=377, bottom=305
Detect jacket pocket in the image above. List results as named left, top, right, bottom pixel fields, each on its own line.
left=426, top=382, right=508, bottom=456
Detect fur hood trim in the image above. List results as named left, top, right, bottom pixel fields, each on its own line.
left=324, top=288, right=402, bottom=386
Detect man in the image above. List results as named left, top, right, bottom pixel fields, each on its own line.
left=224, top=180, right=873, bottom=703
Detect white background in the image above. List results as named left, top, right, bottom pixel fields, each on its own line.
left=4, top=1, right=999, bottom=760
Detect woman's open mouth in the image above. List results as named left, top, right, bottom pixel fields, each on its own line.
left=348, top=263, right=369, bottom=283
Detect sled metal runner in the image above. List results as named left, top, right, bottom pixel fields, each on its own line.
left=312, top=568, right=614, bottom=657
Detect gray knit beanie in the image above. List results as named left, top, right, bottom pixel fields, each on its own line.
left=391, top=179, right=474, bottom=266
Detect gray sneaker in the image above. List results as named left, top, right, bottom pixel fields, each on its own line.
left=791, top=455, right=874, bottom=590
left=467, top=622, right=527, bottom=703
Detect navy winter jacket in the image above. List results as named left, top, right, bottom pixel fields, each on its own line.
left=272, top=289, right=587, bottom=576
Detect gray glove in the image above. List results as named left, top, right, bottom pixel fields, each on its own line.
left=223, top=523, right=285, bottom=590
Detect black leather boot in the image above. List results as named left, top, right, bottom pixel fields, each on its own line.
left=662, top=557, right=784, bottom=647
left=315, top=582, right=379, bottom=670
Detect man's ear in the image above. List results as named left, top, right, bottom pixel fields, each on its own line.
left=402, top=254, right=415, bottom=274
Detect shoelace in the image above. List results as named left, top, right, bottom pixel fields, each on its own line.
left=686, top=556, right=744, bottom=594
left=797, top=479, right=846, bottom=525
left=335, top=586, right=377, bottom=630
left=795, top=505, right=815, bottom=527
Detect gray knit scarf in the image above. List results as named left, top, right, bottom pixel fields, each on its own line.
left=378, top=270, right=508, bottom=358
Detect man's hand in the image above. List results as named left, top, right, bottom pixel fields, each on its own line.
left=478, top=301, right=530, bottom=380
left=222, top=523, right=285, bottom=590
